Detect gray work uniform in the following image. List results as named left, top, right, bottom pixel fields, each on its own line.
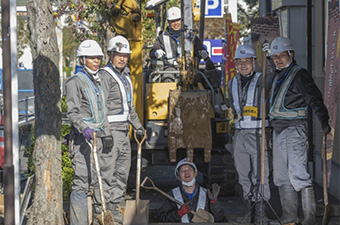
left=269, top=62, right=329, bottom=191
left=65, top=69, right=111, bottom=225
left=228, top=72, right=271, bottom=201
left=99, top=63, right=143, bottom=205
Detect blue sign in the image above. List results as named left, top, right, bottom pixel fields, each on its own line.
left=205, top=0, right=223, bottom=18
left=203, top=39, right=223, bottom=64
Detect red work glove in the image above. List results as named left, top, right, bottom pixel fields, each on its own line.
left=177, top=202, right=191, bottom=217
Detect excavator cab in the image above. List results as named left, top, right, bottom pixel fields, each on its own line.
left=144, top=0, right=230, bottom=162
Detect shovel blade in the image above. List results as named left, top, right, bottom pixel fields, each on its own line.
left=191, top=208, right=215, bottom=223
left=123, top=200, right=149, bottom=225
left=97, top=211, right=115, bottom=225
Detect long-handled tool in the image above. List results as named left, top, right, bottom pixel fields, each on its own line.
left=141, top=176, right=214, bottom=223
left=123, top=132, right=149, bottom=225
left=90, top=133, right=115, bottom=225
left=322, top=133, right=331, bottom=225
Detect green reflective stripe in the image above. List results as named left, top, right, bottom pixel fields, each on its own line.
left=74, top=73, right=105, bottom=130
left=269, top=65, right=307, bottom=120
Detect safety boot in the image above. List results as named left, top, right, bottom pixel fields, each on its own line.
left=269, top=184, right=299, bottom=225
left=300, top=187, right=316, bottom=225
left=254, top=201, right=270, bottom=225
left=236, top=198, right=254, bottom=223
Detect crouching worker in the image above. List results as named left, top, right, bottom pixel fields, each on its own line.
left=159, top=158, right=228, bottom=223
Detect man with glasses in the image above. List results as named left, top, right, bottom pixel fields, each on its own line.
left=267, top=37, right=330, bottom=225
left=98, top=35, right=145, bottom=224
left=227, top=44, right=271, bottom=224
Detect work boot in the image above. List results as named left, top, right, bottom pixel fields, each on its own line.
left=236, top=198, right=254, bottom=223
left=254, top=201, right=270, bottom=225
left=269, top=184, right=299, bottom=225
left=300, top=187, right=316, bottom=225
left=107, top=203, right=124, bottom=225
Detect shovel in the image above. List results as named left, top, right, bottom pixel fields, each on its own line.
left=123, top=132, right=149, bottom=225
left=141, top=176, right=214, bottom=223
left=90, top=133, right=115, bottom=225
left=322, top=132, right=331, bottom=225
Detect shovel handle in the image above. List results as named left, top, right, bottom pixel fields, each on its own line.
left=134, top=131, right=147, bottom=145
left=90, top=133, right=107, bottom=213
left=322, top=133, right=329, bottom=206
left=141, top=177, right=183, bottom=205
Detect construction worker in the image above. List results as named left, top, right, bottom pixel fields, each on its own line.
left=227, top=44, right=271, bottom=224
left=99, top=35, right=145, bottom=224
left=267, top=37, right=331, bottom=225
left=65, top=40, right=113, bottom=225
left=159, top=158, right=228, bottom=223
left=149, top=6, right=215, bottom=71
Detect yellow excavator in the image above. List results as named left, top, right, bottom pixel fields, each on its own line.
left=109, top=0, right=235, bottom=195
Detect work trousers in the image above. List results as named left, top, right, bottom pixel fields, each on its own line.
left=109, top=128, right=131, bottom=204
left=70, top=134, right=115, bottom=223
left=272, top=123, right=312, bottom=191
left=233, top=129, right=271, bottom=201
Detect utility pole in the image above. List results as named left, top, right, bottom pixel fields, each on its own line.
left=2, top=0, right=20, bottom=224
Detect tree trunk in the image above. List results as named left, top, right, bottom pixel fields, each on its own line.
left=26, top=0, right=63, bottom=224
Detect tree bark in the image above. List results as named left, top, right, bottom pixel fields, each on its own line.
left=26, top=0, right=63, bottom=224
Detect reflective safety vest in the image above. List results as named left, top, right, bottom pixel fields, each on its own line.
left=269, top=65, right=307, bottom=120
left=102, top=67, right=134, bottom=123
left=231, top=72, right=268, bottom=129
left=163, top=34, right=179, bottom=65
left=74, top=71, right=105, bottom=131
left=172, top=186, right=207, bottom=223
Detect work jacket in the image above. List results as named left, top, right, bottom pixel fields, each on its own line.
left=99, top=63, right=142, bottom=131
left=65, top=69, right=109, bottom=137
left=269, top=61, right=329, bottom=129
left=158, top=185, right=227, bottom=223
left=149, top=27, right=207, bottom=66
left=228, top=72, right=269, bottom=129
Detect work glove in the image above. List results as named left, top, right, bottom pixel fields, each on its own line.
left=83, top=127, right=95, bottom=142
left=102, top=135, right=114, bottom=150
left=262, top=42, right=271, bottom=56
left=136, top=127, right=146, bottom=136
left=154, top=49, right=166, bottom=59
left=199, top=49, right=209, bottom=60
left=177, top=202, right=191, bottom=217
left=322, top=123, right=331, bottom=134
left=208, top=183, right=220, bottom=202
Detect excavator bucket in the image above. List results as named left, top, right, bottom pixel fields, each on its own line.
left=168, top=89, right=212, bottom=163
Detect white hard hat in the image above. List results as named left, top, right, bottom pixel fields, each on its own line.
left=107, top=35, right=132, bottom=54
left=175, top=158, right=197, bottom=179
left=167, top=7, right=181, bottom=21
left=77, top=40, right=104, bottom=57
left=234, top=44, right=256, bottom=59
left=270, top=37, right=295, bottom=56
